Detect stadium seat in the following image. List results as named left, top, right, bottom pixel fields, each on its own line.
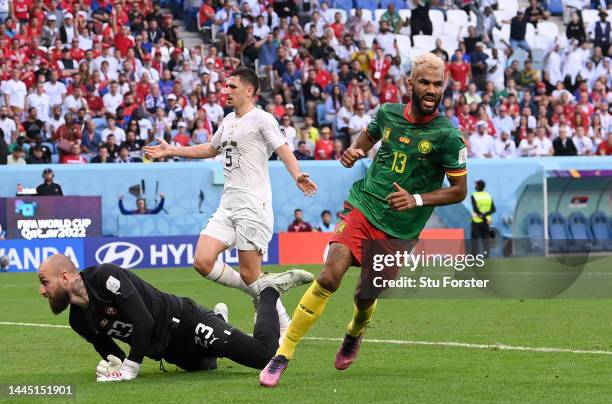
left=333, top=0, right=353, bottom=11
left=328, top=8, right=348, bottom=23
left=439, top=35, right=459, bottom=55
left=582, top=9, right=599, bottom=28
left=493, top=9, right=515, bottom=23
left=351, top=8, right=373, bottom=21
left=548, top=212, right=570, bottom=252
left=409, top=46, right=430, bottom=58
left=446, top=9, right=469, bottom=28
left=398, top=9, right=411, bottom=21
left=412, top=34, right=434, bottom=49
left=590, top=212, right=611, bottom=251
left=380, top=0, right=405, bottom=10
left=363, top=33, right=376, bottom=48
left=525, top=213, right=545, bottom=252
left=537, top=21, right=559, bottom=38
left=525, top=22, right=537, bottom=49
left=498, top=0, right=518, bottom=16
left=492, top=23, right=510, bottom=43
left=355, top=0, right=378, bottom=12
left=534, top=34, right=555, bottom=51
left=374, top=8, right=386, bottom=22
left=429, top=9, right=445, bottom=37
left=316, top=103, right=328, bottom=126
left=395, top=34, right=412, bottom=60
left=567, top=212, right=594, bottom=252
left=548, top=0, right=563, bottom=15
left=443, top=20, right=462, bottom=38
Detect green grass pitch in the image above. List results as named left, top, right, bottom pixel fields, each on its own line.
left=2, top=264, right=612, bottom=403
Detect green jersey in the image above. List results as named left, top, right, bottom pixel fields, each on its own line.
left=346, top=103, right=467, bottom=239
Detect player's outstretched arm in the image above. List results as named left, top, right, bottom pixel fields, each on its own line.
left=386, top=175, right=467, bottom=211
left=276, top=144, right=317, bottom=196
left=341, top=130, right=377, bottom=168
left=144, top=137, right=220, bottom=160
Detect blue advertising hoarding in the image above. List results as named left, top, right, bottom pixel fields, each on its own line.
left=0, top=234, right=279, bottom=272
left=0, top=238, right=84, bottom=272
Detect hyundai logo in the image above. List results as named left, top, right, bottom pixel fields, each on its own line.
left=95, top=242, right=144, bottom=269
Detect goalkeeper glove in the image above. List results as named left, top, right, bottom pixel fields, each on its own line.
left=96, top=355, right=123, bottom=380
left=96, top=359, right=140, bottom=383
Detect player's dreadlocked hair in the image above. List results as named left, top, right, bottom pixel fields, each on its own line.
left=230, top=66, right=260, bottom=96
left=409, top=53, right=445, bottom=80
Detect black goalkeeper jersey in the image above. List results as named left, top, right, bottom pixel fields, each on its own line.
left=69, top=264, right=186, bottom=363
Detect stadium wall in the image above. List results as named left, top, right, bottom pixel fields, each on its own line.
left=1, top=158, right=612, bottom=238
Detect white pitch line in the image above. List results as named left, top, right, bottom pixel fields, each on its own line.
left=304, top=336, right=612, bottom=356
left=1, top=321, right=611, bottom=356
left=0, top=321, right=70, bottom=329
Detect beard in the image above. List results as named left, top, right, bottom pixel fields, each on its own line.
left=48, top=288, right=70, bottom=314
left=411, top=89, right=441, bottom=117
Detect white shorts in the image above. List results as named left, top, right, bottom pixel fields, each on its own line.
left=201, top=205, right=273, bottom=254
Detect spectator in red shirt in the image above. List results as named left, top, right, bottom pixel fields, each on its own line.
left=314, top=126, right=334, bottom=160
left=199, top=0, right=216, bottom=29
left=314, top=59, right=332, bottom=89
left=379, top=76, right=400, bottom=103
left=369, top=47, right=391, bottom=86
left=458, top=103, right=477, bottom=134
left=53, top=112, right=82, bottom=154
left=331, top=12, right=345, bottom=39
left=271, top=94, right=286, bottom=120
left=114, top=25, right=135, bottom=58
left=172, top=122, right=192, bottom=146
left=597, top=136, right=612, bottom=156
left=447, top=50, right=471, bottom=91
left=13, top=0, right=32, bottom=23
left=60, top=142, right=87, bottom=164
left=287, top=208, right=313, bottom=232
left=84, top=86, right=104, bottom=116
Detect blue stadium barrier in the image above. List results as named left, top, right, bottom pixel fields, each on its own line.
left=2, top=157, right=611, bottom=237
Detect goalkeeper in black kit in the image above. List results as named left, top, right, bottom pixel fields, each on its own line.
left=37, top=254, right=313, bottom=382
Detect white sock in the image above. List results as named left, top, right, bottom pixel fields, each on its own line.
left=276, top=299, right=290, bottom=329
left=206, top=260, right=255, bottom=297
left=247, top=279, right=261, bottom=298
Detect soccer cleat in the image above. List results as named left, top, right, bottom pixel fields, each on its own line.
left=259, top=355, right=289, bottom=387
left=214, top=302, right=229, bottom=323
left=334, top=333, right=364, bottom=370
left=257, top=269, right=314, bottom=295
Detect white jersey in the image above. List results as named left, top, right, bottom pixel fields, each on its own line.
left=211, top=107, right=285, bottom=210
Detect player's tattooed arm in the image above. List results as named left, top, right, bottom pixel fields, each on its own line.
left=144, top=137, right=220, bottom=160
left=276, top=144, right=317, bottom=196
left=341, top=130, right=377, bottom=168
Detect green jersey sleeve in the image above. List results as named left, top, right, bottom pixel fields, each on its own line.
left=441, top=129, right=468, bottom=177
left=365, top=105, right=383, bottom=141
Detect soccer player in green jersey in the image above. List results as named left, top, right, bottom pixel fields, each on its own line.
left=260, top=53, right=468, bottom=387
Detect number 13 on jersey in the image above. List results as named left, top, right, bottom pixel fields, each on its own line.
left=391, top=151, right=408, bottom=174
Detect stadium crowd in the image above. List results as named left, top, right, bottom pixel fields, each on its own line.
left=0, top=0, right=611, bottom=166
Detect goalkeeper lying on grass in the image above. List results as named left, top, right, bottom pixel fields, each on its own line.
left=38, top=254, right=313, bottom=382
